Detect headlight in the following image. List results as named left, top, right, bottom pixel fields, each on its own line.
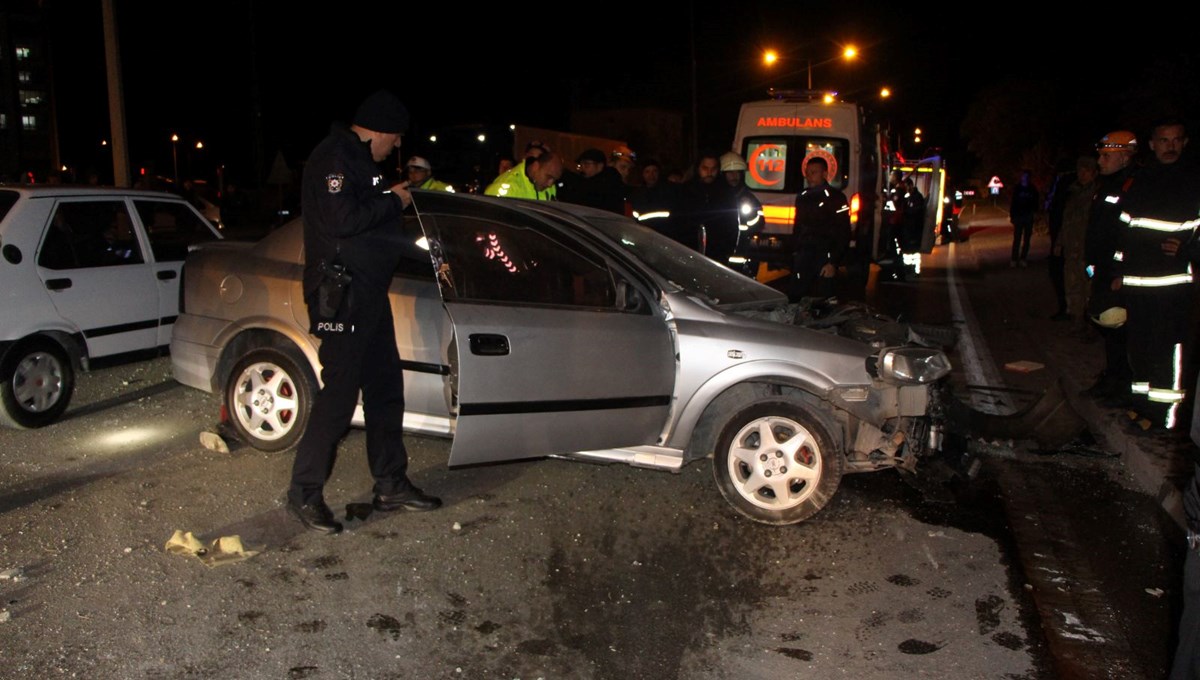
left=869, top=347, right=951, bottom=384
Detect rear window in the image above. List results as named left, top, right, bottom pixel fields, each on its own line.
left=744, top=136, right=850, bottom=193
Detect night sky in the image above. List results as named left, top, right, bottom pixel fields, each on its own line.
left=42, top=2, right=1195, bottom=186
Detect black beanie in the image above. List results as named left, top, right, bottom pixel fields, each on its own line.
left=352, top=90, right=410, bottom=134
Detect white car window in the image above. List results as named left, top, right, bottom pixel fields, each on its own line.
left=38, top=200, right=144, bottom=270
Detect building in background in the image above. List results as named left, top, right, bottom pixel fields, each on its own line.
left=0, top=1, right=57, bottom=183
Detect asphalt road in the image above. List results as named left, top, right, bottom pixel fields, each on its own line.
left=0, top=353, right=1054, bottom=679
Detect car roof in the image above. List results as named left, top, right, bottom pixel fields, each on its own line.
left=0, top=184, right=188, bottom=201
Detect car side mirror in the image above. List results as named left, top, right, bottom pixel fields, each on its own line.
left=615, top=279, right=645, bottom=313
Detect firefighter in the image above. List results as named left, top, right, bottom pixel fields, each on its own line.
left=716, top=151, right=763, bottom=271
left=1113, top=119, right=1200, bottom=434
left=1083, top=130, right=1138, bottom=405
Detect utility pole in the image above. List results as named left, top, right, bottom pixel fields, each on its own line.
left=101, top=0, right=130, bottom=187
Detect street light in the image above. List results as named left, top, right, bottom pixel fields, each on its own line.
left=171, top=134, right=179, bottom=186
left=763, top=44, right=858, bottom=90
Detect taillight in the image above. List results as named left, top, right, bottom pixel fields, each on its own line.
left=849, top=192, right=860, bottom=225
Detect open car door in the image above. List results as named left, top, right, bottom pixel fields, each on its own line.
left=411, top=192, right=676, bottom=467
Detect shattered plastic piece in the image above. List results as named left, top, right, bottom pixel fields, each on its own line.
left=165, top=530, right=260, bottom=567
left=0, top=568, right=23, bottom=581
left=1146, top=588, right=1164, bottom=598
left=199, top=431, right=230, bottom=453
left=0, top=609, right=9, bottom=623
left=1004, top=360, right=1044, bottom=373
left=452, top=522, right=462, bottom=532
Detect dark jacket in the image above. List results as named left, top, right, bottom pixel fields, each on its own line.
left=558, top=166, right=627, bottom=215
left=1085, top=166, right=1134, bottom=276
left=1113, top=161, right=1200, bottom=283
left=301, top=123, right=406, bottom=321
left=793, top=182, right=851, bottom=266
left=1009, top=181, right=1040, bottom=223
left=630, top=181, right=681, bottom=236
left=676, top=178, right=733, bottom=252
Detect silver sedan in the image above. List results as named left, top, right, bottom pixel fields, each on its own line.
left=170, top=190, right=952, bottom=525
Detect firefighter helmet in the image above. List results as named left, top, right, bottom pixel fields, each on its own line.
left=720, top=152, right=748, bottom=172
left=1091, top=306, right=1127, bottom=329
left=1096, top=130, right=1137, bottom=153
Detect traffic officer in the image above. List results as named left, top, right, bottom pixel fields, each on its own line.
left=288, top=89, right=442, bottom=534
left=404, top=155, right=455, bottom=192
left=1112, top=119, right=1200, bottom=434
left=1083, top=130, right=1138, bottom=405
left=484, top=150, right=563, bottom=200
left=790, top=156, right=851, bottom=300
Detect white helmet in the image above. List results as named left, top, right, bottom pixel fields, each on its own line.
left=720, top=151, right=747, bottom=172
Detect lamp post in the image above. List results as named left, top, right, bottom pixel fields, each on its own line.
left=171, top=134, right=179, bottom=186
left=763, top=44, right=857, bottom=90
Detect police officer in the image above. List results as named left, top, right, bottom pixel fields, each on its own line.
left=1113, top=119, right=1200, bottom=434
left=790, top=156, right=851, bottom=300
left=288, top=89, right=442, bottom=534
left=404, top=155, right=454, bottom=192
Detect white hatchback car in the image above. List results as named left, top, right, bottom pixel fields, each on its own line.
left=0, top=185, right=223, bottom=428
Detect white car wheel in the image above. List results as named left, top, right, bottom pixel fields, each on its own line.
left=225, top=347, right=314, bottom=452
left=0, top=339, right=74, bottom=429
left=713, top=401, right=843, bottom=525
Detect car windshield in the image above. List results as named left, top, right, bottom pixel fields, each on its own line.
left=585, top=213, right=786, bottom=310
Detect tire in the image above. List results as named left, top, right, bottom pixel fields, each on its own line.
left=712, top=400, right=843, bottom=525
left=224, top=346, right=315, bottom=452
left=0, top=338, right=75, bottom=429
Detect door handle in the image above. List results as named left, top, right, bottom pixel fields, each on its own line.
left=469, top=333, right=510, bottom=356
left=157, top=270, right=178, bottom=280
left=45, top=278, right=72, bottom=290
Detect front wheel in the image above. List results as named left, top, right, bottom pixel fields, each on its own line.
left=0, top=339, right=75, bottom=429
left=712, top=401, right=843, bottom=525
left=224, top=346, right=315, bottom=452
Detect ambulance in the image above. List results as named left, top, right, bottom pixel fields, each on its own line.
left=730, top=90, right=882, bottom=288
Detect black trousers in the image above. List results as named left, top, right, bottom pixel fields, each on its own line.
left=1010, top=218, right=1034, bottom=262
left=1125, top=287, right=1193, bottom=429
left=289, top=301, right=411, bottom=505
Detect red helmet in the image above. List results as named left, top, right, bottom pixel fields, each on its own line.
left=1096, top=130, right=1137, bottom=153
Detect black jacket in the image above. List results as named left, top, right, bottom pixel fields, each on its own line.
left=794, top=182, right=851, bottom=265
left=1114, top=161, right=1200, bottom=281
left=301, top=123, right=406, bottom=318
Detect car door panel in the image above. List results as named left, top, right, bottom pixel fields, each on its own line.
left=36, top=198, right=159, bottom=357
left=443, top=302, right=674, bottom=465
left=412, top=195, right=676, bottom=467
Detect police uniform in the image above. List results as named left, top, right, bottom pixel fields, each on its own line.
left=288, top=91, right=438, bottom=532
left=1113, top=160, right=1200, bottom=430
left=790, top=181, right=851, bottom=300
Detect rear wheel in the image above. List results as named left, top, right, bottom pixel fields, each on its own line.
left=712, top=400, right=843, bottom=525
left=224, top=346, right=315, bottom=452
left=0, top=339, right=75, bottom=429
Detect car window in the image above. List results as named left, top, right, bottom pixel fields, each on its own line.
left=586, top=213, right=785, bottom=309
left=393, top=215, right=434, bottom=280
left=132, top=200, right=220, bottom=261
left=431, top=213, right=616, bottom=308
left=38, top=200, right=145, bottom=270
left=0, top=190, right=18, bottom=222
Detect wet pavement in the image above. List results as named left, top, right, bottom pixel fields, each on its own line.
left=931, top=202, right=1191, bottom=679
